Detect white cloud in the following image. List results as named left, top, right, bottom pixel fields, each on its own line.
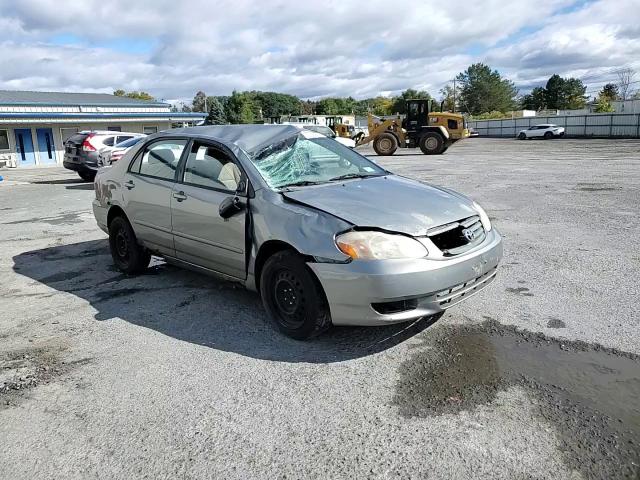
left=0, top=0, right=637, bottom=101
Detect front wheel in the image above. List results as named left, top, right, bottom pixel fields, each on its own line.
left=419, top=132, right=444, bottom=154
left=518, top=132, right=526, bottom=140
left=260, top=250, right=331, bottom=340
left=373, top=132, right=398, bottom=156
left=108, top=216, right=151, bottom=274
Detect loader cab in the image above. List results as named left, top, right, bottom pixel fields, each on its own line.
left=404, top=99, right=431, bottom=132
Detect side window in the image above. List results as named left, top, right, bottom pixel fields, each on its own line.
left=103, top=137, right=115, bottom=147
left=447, top=119, right=458, bottom=130
left=116, top=135, right=134, bottom=144
left=183, top=142, right=242, bottom=191
left=137, top=140, right=187, bottom=180
left=408, top=103, right=419, bottom=117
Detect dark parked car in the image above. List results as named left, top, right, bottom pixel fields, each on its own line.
left=63, top=131, right=144, bottom=181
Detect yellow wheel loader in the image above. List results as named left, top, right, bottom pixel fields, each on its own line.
left=355, top=99, right=469, bottom=155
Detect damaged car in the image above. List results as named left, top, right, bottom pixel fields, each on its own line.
left=92, top=125, right=502, bottom=339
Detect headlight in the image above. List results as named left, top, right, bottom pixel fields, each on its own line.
left=473, top=201, right=492, bottom=232
left=335, top=230, right=428, bottom=260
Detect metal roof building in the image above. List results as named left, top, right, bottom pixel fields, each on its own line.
left=0, top=91, right=206, bottom=168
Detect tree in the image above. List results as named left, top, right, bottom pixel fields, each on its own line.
left=439, top=85, right=456, bottom=112
left=594, top=92, right=615, bottom=113
left=192, top=91, right=207, bottom=112
left=455, top=63, right=517, bottom=115
left=520, top=87, right=546, bottom=110
left=544, top=75, right=587, bottom=109
left=617, top=68, right=636, bottom=101
left=205, top=97, right=226, bottom=125
left=600, top=83, right=619, bottom=101
left=252, top=91, right=302, bottom=118
left=113, top=90, right=155, bottom=101
left=225, top=91, right=256, bottom=124
left=391, top=89, right=431, bottom=114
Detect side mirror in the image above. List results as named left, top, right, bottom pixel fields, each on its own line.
left=219, top=196, right=243, bottom=219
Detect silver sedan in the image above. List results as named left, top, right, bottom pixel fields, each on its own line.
left=92, top=125, right=502, bottom=339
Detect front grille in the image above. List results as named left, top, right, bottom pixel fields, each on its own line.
left=427, top=215, right=485, bottom=255
left=436, top=267, right=497, bottom=308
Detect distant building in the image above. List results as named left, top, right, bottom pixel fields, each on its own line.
left=0, top=91, right=206, bottom=168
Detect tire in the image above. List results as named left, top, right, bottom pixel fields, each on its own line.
left=373, top=132, right=398, bottom=156
left=544, top=131, right=553, bottom=139
left=419, top=132, right=445, bottom=154
left=518, top=132, right=526, bottom=140
left=108, top=216, right=151, bottom=274
left=78, top=170, right=96, bottom=182
left=260, top=250, right=331, bottom=340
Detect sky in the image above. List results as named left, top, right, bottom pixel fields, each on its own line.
left=0, top=0, right=639, bottom=104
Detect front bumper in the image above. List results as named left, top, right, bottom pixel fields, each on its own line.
left=308, top=229, right=503, bottom=326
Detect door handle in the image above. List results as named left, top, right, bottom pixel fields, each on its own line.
left=124, top=180, right=135, bottom=190
left=172, top=191, right=187, bottom=202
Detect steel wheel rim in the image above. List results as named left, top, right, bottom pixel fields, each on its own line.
left=379, top=138, right=392, bottom=151
left=272, top=269, right=305, bottom=328
left=115, top=228, right=130, bottom=261
left=426, top=137, right=438, bottom=149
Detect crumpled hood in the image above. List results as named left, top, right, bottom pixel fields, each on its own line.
left=282, top=175, right=478, bottom=236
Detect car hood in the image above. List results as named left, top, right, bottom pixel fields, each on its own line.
left=282, top=175, right=478, bottom=236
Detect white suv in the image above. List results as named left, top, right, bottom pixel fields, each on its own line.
left=518, top=124, right=565, bottom=140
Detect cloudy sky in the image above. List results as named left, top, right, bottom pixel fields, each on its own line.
left=0, top=0, right=639, bottom=103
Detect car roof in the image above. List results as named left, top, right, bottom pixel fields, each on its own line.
left=535, top=124, right=556, bottom=127
left=167, top=124, right=303, bottom=156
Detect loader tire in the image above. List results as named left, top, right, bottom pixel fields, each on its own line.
left=373, top=133, right=398, bottom=156
left=419, top=132, right=445, bottom=155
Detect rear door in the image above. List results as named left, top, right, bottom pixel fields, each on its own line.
left=171, top=140, right=247, bottom=279
left=123, top=138, right=188, bottom=256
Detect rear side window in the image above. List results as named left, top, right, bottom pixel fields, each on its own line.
left=102, top=137, right=115, bottom=147
left=116, top=135, right=134, bottom=144
left=132, top=139, right=187, bottom=180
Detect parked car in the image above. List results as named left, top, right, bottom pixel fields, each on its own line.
left=469, top=127, right=479, bottom=137
left=517, top=124, right=565, bottom=140
left=92, top=125, right=502, bottom=340
left=284, top=123, right=356, bottom=148
left=64, top=131, right=145, bottom=181
left=98, top=136, right=147, bottom=166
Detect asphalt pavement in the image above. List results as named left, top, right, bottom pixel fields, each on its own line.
left=0, top=137, right=638, bottom=479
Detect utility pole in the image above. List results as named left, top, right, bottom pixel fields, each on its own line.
left=452, top=78, right=456, bottom=113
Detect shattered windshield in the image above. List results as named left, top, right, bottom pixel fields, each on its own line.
left=251, top=131, right=386, bottom=189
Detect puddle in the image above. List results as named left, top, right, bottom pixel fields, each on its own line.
left=394, top=320, right=640, bottom=479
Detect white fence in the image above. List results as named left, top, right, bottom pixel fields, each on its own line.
left=468, top=113, right=640, bottom=138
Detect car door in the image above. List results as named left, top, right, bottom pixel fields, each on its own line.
left=123, top=138, right=188, bottom=256
left=171, top=140, right=247, bottom=279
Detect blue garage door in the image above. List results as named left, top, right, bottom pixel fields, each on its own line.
left=36, top=128, right=57, bottom=165
left=14, top=129, right=36, bottom=166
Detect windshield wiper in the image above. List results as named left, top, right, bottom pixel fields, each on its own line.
left=328, top=173, right=383, bottom=182
left=279, top=180, right=327, bottom=189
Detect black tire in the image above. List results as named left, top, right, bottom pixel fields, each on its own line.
left=373, top=132, right=398, bottom=156
left=78, top=170, right=95, bottom=182
left=419, top=132, right=444, bottom=154
left=518, top=132, right=526, bottom=140
left=108, top=216, right=151, bottom=274
left=544, top=131, right=553, bottom=139
left=260, top=250, right=331, bottom=340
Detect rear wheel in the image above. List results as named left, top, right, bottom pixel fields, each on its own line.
left=108, top=216, right=151, bottom=274
left=544, top=131, right=553, bottom=139
left=419, top=132, right=444, bottom=154
left=518, top=132, right=527, bottom=140
left=373, top=132, right=398, bottom=156
left=78, top=170, right=95, bottom=182
left=260, top=250, right=331, bottom=340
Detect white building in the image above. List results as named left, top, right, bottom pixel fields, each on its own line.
left=0, top=91, right=206, bottom=168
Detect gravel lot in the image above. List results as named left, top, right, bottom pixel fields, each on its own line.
left=1, top=137, right=639, bottom=479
